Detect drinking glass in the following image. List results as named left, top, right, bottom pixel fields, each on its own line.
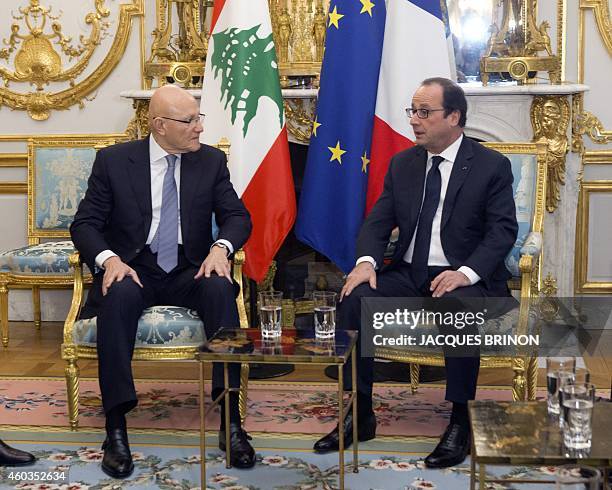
left=258, top=291, right=282, bottom=339
left=546, top=357, right=576, bottom=415
left=560, top=383, right=596, bottom=450
left=558, top=367, right=591, bottom=426
left=555, top=464, right=601, bottom=489
left=313, top=291, right=337, bottom=339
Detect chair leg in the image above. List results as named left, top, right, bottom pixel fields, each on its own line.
left=512, top=358, right=527, bottom=401
left=527, top=356, right=538, bottom=401
left=32, top=286, right=41, bottom=330
left=0, top=278, right=9, bottom=348
left=239, top=362, right=249, bottom=425
left=410, top=363, right=420, bottom=394
left=65, top=358, right=80, bottom=430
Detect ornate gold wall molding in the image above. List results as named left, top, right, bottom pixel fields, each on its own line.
left=580, top=0, right=612, bottom=55
left=0, top=0, right=143, bottom=120
left=575, top=179, right=612, bottom=294
left=574, top=111, right=612, bottom=146
left=531, top=95, right=570, bottom=213
left=0, top=154, right=27, bottom=167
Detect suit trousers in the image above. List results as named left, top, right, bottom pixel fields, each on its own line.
left=92, top=246, right=241, bottom=414
left=338, top=262, right=486, bottom=405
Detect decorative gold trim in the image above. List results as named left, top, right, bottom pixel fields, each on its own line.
left=27, top=135, right=125, bottom=240
left=0, top=0, right=144, bottom=120
left=531, top=96, right=570, bottom=213
left=0, top=154, right=27, bottom=167
left=583, top=150, right=612, bottom=164
left=0, top=182, right=27, bottom=194
left=574, top=111, right=612, bottom=146
left=580, top=0, right=612, bottom=54
left=575, top=180, right=612, bottom=293
left=572, top=93, right=585, bottom=155
left=284, top=98, right=315, bottom=144
left=557, top=0, right=567, bottom=81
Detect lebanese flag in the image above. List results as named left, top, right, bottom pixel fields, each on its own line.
left=201, top=0, right=296, bottom=282
left=366, top=0, right=452, bottom=213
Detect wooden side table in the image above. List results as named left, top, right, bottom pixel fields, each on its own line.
left=197, top=328, right=359, bottom=490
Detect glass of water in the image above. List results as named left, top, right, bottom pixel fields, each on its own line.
left=258, top=291, right=282, bottom=339
left=313, top=291, right=337, bottom=339
left=560, top=383, right=596, bottom=450
left=546, top=357, right=576, bottom=415
left=555, top=464, right=601, bottom=489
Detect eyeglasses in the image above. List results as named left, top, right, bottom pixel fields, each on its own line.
left=406, top=107, right=446, bottom=119
left=158, top=113, right=205, bottom=126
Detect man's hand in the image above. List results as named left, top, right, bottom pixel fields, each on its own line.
left=430, top=270, right=470, bottom=297
left=102, top=256, right=143, bottom=296
left=340, top=262, right=377, bottom=301
left=195, top=246, right=232, bottom=283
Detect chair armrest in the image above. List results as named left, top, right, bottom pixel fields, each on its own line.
left=232, top=249, right=249, bottom=328
left=62, top=252, right=86, bottom=346
left=519, top=232, right=542, bottom=259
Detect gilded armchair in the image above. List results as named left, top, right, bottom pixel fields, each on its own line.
left=60, top=138, right=251, bottom=430
left=375, top=142, right=548, bottom=401
left=0, top=135, right=122, bottom=347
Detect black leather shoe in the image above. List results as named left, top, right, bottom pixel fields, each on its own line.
left=424, top=423, right=470, bottom=468
left=101, top=428, right=134, bottom=479
left=313, top=411, right=376, bottom=453
left=0, top=439, right=35, bottom=467
left=218, top=423, right=256, bottom=469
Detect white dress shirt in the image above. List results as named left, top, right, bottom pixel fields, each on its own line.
left=356, top=134, right=480, bottom=285
left=94, top=135, right=233, bottom=269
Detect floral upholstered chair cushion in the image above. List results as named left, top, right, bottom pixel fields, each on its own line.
left=72, top=306, right=205, bottom=348
left=0, top=241, right=82, bottom=275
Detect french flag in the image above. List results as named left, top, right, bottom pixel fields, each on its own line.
left=366, top=0, right=452, bottom=213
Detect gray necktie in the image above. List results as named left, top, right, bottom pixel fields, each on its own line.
left=150, top=154, right=178, bottom=272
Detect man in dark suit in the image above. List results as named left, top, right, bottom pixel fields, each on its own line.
left=0, top=438, right=35, bottom=466
left=71, top=85, right=253, bottom=478
left=313, top=78, right=518, bottom=468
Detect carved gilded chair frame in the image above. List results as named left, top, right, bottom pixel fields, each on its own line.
left=0, top=135, right=123, bottom=348
left=374, top=142, right=547, bottom=402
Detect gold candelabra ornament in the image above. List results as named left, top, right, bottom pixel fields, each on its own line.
left=270, top=0, right=328, bottom=87
left=480, top=0, right=560, bottom=85
left=144, top=0, right=210, bottom=88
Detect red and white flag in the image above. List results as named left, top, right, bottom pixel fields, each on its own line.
left=201, top=0, right=296, bottom=282
left=366, top=0, right=452, bottom=212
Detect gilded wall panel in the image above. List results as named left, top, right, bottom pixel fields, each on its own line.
left=0, top=0, right=143, bottom=120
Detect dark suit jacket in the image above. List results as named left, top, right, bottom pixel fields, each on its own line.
left=70, top=137, right=252, bottom=275
left=356, top=136, right=518, bottom=294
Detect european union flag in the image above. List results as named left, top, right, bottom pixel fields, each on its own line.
left=295, top=1, right=386, bottom=273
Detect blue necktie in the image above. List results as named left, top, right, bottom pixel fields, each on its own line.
left=410, top=155, right=444, bottom=288
left=150, top=154, right=178, bottom=272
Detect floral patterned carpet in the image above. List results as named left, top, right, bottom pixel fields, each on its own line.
left=0, top=377, right=518, bottom=437
left=0, top=433, right=561, bottom=490
left=0, top=377, right=581, bottom=489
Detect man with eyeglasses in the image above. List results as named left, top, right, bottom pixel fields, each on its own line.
left=71, top=85, right=253, bottom=478
left=314, top=77, right=517, bottom=469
